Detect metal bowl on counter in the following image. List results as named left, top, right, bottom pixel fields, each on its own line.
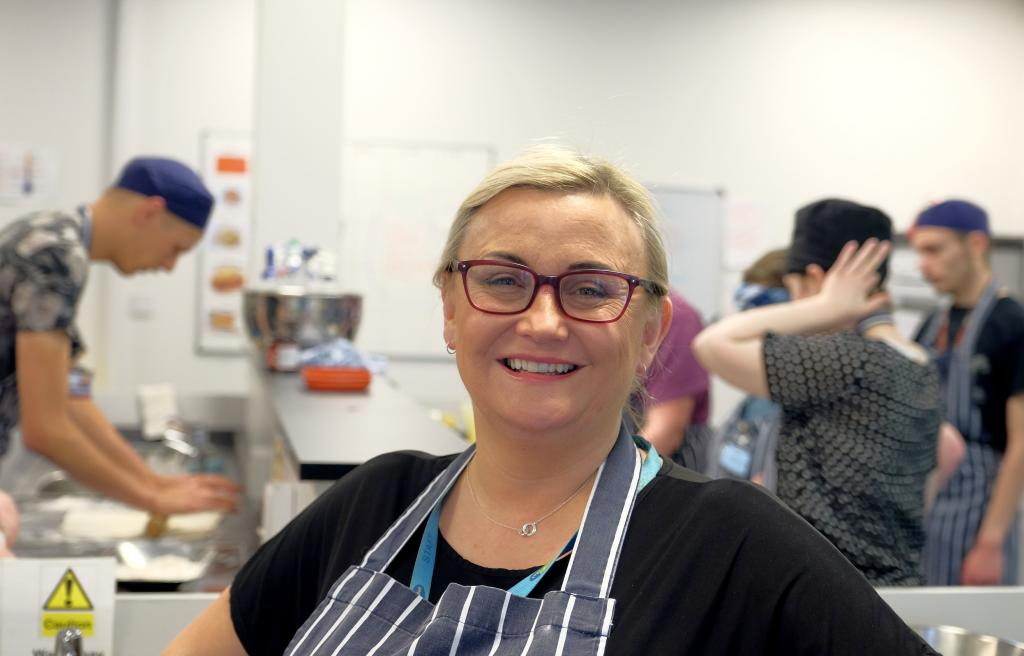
left=242, top=286, right=363, bottom=353
left=115, top=539, right=212, bottom=592
left=915, top=625, right=1024, bottom=655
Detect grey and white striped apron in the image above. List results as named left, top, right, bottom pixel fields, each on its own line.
left=284, top=426, right=644, bottom=655
left=920, top=281, right=1021, bottom=585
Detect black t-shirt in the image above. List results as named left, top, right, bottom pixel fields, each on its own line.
left=230, top=451, right=934, bottom=655
left=915, top=297, right=1024, bottom=452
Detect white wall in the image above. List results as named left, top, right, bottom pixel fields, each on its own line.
left=0, top=0, right=115, bottom=374
left=97, top=0, right=257, bottom=396
left=342, top=0, right=1024, bottom=238
left=251, top=0, right=345, bottom=254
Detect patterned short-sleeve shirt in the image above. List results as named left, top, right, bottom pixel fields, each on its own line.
left=0, top=209, right=89, bottom=455
left=764, top=331, right=941, bottom=585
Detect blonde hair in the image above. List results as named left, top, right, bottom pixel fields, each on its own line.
left=432, top=145, right=669, bottom=304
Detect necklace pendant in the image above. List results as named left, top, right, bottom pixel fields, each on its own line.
left=519, top=522, right=538, bottom=537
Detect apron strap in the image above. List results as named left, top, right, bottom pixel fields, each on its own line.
left=947, top=281, right=999, bottom=438
left=560, top=423, right=643, bottom=598
left=360, top=444, right=475, bottom=572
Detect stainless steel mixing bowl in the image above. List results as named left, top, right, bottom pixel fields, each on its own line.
left=916, top=625, right=1024, bottom=656
left=242, top=287, right=363, bottom=352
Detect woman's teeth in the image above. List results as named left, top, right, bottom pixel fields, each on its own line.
left=504, top=358, right=577, bottom=375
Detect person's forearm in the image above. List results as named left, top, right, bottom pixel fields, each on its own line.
left=697, top=295, right=845, bottom=346
left=68, top=398, right=158, bottom=489
left=24, top=417, right=157, bottom=512
left=163, top=588, right=247, bottom=656
left=975, top=440, right=1024, bottom=547
left=693, top=296, right=846, bottom=396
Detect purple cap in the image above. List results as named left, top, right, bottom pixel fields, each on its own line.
left=114, top=157, right=214, bottom=229
left=913, top=200, right=989, bottom=236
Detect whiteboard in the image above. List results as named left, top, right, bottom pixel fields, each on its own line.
left=651, top=186, right=725, bottom=320
left=339, top=141, right=495, bottom=357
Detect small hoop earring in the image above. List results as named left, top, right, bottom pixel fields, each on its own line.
left=446, top=344, right=456, bottom=355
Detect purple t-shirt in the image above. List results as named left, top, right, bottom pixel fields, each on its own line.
left=645, top=290, right=710, bottom=425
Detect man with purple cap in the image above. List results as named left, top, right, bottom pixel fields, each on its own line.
left=0, top=157, right=240, bottom=537
left=911, top=199, right=1024, bottom=585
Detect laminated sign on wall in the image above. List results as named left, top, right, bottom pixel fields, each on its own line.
left=0, top=557, right=115, bottom=655
left=196, top=131, right=253, bottom=354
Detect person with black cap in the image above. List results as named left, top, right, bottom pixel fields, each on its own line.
left=0, top=157, right=241, bottom=522
left=910, top=199, right=1024, bottom=586
left=693, top=198, right=942, bottom=585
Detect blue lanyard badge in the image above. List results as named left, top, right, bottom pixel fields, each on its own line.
left=410, top=444, right=662, bottom=602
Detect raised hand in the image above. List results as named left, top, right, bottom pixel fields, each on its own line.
left=818, top=239, right=892, bottom=323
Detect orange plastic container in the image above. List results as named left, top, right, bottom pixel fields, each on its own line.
left=302, top=366, right=372, bottom=392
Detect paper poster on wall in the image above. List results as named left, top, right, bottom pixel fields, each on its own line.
left=196, top=131, right=252, bottom=355
left=0, top=142, right=58, bottom=203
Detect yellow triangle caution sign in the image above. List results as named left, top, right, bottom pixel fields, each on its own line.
left=42, top=568, right=94, bottom=611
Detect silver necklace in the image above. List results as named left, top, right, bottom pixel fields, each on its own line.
left=465, top=465, right=594, bottom=538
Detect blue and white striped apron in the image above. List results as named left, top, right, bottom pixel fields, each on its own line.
left=920, top=281, right=1021, bottom=585
left=284, top=426, right=646, bottom=655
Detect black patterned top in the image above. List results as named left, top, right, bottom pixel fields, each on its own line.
left=764, top=331, right=941, bottom=585
left=0, top=210, right=89, bottom=455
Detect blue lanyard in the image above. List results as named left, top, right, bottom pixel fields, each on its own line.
left=409, top=442, right=662, bottom=601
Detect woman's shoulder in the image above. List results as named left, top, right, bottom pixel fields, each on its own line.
left=634, top=460, right=851, bottom=561
left=614, top=463, right=934, bottom=655
left=626, top=461, right=883, bottom=600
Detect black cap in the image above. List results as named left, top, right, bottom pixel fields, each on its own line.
left=786, top=198, right=893, bottom=283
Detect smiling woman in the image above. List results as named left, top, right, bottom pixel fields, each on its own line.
left=166, top=147, right=937, bottom=656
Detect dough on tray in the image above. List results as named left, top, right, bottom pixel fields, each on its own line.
left=61, top=508, right=222, bottom=539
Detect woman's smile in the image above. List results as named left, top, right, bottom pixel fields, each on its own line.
left=499, top=356, right=583, bottom=378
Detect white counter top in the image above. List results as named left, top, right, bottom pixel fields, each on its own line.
left=260, top=369, right=468, bottom=480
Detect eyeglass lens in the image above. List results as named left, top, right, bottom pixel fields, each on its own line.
left=464, top=263, right=631, bottom=321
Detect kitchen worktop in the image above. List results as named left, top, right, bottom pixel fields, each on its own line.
left=254, top=365, right=468, bottom=480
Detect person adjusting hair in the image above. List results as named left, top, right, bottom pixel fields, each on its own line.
left=0, top=157, right=241, bottom=521
left=910, top=199, right=1024, bottom=586
left=170, top=154, right=935, bottom=655
left=694, top=197, right=943, bottom=586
